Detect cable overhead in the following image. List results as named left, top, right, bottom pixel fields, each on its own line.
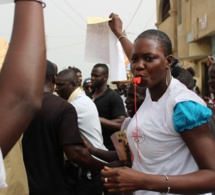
left=127, top=1, right=164, bottom=35
left=126, top=8, right=156, bottom=36
left=64, top=0, right=86, bottom=23
left=50, top=0, right=85, bottom=30
left=142, top=9, right=156, bottom=30
left=125, top=0, right=144, bottom=30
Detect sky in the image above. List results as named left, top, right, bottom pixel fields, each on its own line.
left=0, top=0, right=157, bottom=80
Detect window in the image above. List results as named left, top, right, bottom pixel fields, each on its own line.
left=162, top=0, right=170, bottom=22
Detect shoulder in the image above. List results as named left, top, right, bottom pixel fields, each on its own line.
left=169, top=78, right=205, bottom=106
left=44, top=93, right=76, bottom=112
left=173, top=101, right=212, bottom=132
left=107, top=88, right=123, bottom=98
left=105, top=89, right=124, bottom=107
left=72, top=92, right=98, bottom=113
left=73, top=92, right=95, bottom=105
left=121, top=117, right=132, bottom=130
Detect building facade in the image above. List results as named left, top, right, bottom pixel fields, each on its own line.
left=156, top=0, right=215, bottom=97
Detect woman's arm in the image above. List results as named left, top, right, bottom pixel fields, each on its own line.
left=0, top=1, right=46, bottom=157
left=109, top=13, right=133, bottom=61
left=101, top=123, right=215, bottom=193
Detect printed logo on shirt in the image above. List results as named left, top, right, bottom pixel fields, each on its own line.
left=130, top=128, right=145, bottom=143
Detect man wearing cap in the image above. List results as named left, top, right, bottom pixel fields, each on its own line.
left=22, top=61, right=108, bottom=195
left=83, top=77, right=93, bottom=95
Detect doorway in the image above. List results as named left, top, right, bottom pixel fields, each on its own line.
left=202, top=61, right=209, bottom=99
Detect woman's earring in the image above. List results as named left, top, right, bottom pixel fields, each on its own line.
left=166, top=74, right=168, bottom=86
left=166, top=69, right=171, bottom=87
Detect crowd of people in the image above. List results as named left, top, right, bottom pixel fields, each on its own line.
left=1, top=1, right=215, bottom=195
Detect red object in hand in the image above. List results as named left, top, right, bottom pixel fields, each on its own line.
left=133, top=77, right=141, bottom=84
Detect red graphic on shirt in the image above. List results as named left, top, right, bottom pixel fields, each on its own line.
left=130, top=128, right=145, bottom=143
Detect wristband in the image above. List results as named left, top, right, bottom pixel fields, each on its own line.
left=161, top=175, right=170, bottom=195
left=14, top=0, right=46, bottom=8
left=118, top=35, right=127, bottom=41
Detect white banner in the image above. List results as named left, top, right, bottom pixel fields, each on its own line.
left=84, top=17, right=127, bottom=82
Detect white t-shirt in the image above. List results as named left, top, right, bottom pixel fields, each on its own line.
left=0, top=149, right=7, bottom=189
left=70, top=91, right=107, bottom=151
left=121, top=117, right=131, bottom=131
left=127, top=78, right=209, bottom=195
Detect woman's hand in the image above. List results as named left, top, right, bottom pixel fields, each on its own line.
left=101, top=166, right=144, bottom=193
left=109, top=13, right=124, bottom=38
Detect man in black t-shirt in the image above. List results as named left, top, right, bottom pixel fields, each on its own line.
left=89, top=64, right=126, bottom=151
left=22, top=61, right=107, bottom=195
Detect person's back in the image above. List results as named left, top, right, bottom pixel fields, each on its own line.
left=22, top=92, right=81, bottom=195
left=22, top=61, right=83, bottom=195
left=72, top=91, right=107, bottom=150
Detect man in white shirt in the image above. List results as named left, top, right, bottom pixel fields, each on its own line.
left=55, top=68, right=107, bottom=195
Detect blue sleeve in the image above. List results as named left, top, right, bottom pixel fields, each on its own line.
left=173, top=101, right=212, bottom=132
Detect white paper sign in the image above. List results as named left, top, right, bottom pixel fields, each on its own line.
left=85, top=17, right=127, bottom=82
left=0, top=0, right=13, bottom=4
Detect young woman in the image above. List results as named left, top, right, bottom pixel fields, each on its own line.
left=101, top=16, right=215, bottom=194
